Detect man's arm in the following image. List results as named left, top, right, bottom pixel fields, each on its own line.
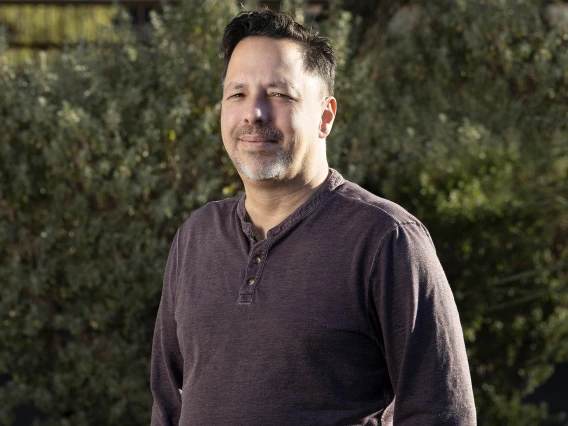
left=370, top=222, right=476, bottom=425
left=150, top=231, right=184, bottom=426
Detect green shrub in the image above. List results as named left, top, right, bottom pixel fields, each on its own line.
left=0, top=2, right=239, bottom=424
left=331, top=0, right=568, bottom=424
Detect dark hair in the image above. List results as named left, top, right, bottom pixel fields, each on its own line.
left=221, top=9, right=337, bottom=95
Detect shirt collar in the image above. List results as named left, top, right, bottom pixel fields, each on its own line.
left=236, top=168, right=345, bottom=239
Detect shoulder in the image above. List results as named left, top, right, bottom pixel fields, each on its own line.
left=319, top=178, right=435, bottom=255
left=333, top=180, right=422, bottom=228
left=176, top=194, right=242, bottom=239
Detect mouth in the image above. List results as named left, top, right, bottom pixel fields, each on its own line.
left=239, top=134, right=277, bottom=144
left=237, top=134, right=279, bottom=150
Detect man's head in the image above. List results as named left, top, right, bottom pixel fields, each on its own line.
left=220, top=10, right=338, bottom=183
left=221, top=9, right=337, bottom=96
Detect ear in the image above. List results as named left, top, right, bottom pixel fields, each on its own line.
left=319, top=96, right=337, bottom=139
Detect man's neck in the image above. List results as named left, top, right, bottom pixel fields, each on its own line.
left=243, top=165, right=330, bottom=240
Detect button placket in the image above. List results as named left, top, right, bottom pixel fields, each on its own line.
left=238, top=239, right=270, bottom=303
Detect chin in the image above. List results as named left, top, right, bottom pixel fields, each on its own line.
left=234, top=153, right=293, bottom=182
left=239, top=165, right=288, bottom=181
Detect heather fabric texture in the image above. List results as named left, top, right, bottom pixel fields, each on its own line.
left=150, top=169, right=476, bottom=426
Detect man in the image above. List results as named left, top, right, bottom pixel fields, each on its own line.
left=151, top=9, right=476, bottom=426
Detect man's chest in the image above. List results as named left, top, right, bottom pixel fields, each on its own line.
left=173, top=233, right=379, bottom=364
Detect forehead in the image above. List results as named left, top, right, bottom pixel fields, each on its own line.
left=224, top=37, right=318, bottom=90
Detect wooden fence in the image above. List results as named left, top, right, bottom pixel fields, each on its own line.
left=0, top=0, right=175, bottom=52
left=0, top=0, right=328, bottom=55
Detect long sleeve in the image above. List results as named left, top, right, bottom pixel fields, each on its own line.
left=151, top=231, right=184, bottom=426
left=369, top=222, right=476, bottom=425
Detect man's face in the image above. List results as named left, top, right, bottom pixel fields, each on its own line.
left=221, top=36, right=330, bottom=182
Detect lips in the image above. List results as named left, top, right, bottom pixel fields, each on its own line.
left=238, top=134, right=278, bottom=150
left=239, top=134, right=276, bottom=143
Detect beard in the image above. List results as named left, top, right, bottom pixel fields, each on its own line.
left=232, top=149, right=293, bottom=181
left=228, top=124, right=292, bottom=181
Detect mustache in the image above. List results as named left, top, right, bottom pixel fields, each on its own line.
left=231, top=124, right=284, bottom=142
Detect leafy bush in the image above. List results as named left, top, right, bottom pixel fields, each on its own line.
left=0, top=0, right=566, bottom=425
left=0, top=2, right=239, bottom=424
left=331, top=0, right=568, bottom=424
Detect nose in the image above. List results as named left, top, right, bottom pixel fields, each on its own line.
left=243, top=95, right=269, bottom=125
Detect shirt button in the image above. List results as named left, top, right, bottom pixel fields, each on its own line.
left=247, top=278, right=255, bottom=286
left=249, top=235, right=257, bottom=243
left=253, top=256, right=261, bottom=264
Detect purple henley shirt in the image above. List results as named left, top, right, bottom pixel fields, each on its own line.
left=150, top=169, right=476, bottom=425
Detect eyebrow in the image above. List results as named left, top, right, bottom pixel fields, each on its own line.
left=224, top=81, right=300, bottom=96
left=267, top=81, right=299, bottom=93
left=225, top=82, right=246, bottom=91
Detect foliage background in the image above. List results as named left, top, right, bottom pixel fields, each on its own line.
left=0, top=0, right=567, bottom=424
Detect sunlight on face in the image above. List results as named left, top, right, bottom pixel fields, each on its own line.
left=221, top=37, right=327, bottom=182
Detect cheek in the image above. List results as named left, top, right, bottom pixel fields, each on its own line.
left=220, top=113, right=235, bottom=149
left=284, top=107, right=312, bottom=134
left=297, top=107, right=322, bottom=138
left=220, top=109, right=235, bottom=135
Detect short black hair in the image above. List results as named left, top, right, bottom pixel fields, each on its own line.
left=221, top=9, right=337, bottom=95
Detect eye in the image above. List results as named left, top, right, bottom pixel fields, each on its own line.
left=270, top=93, right=289, bottom=98
left=228, top=93, right=244, bottom=99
